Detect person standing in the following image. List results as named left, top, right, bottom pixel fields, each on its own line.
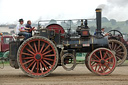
left=15, top=19, right=31, bottom=40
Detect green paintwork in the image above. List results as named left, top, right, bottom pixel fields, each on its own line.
left=76, top=53, right=86, bottom=61
left=3, top=51, right=9, bottom=58
left=0, top=51, right=9, bottom=58
left=0, top=52, right=4, bottom=58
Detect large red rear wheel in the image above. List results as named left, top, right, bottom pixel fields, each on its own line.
left=88, top=48, right=116, bottom=76
left=17, top=36, right=58, bottom=77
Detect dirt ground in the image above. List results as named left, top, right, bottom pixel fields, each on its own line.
left=0, top=63, right=128, bottom=85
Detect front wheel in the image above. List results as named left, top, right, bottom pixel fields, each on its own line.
left=88, top=48, right=116, bottom=76
left=17, top=36, right=58, bottom=77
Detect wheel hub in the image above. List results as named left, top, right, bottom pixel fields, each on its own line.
left=35, top=54, right=41, bottom=60
left=101, top=60, right=105, bottom=64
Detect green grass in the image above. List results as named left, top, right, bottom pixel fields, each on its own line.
left=124, top=60, right=128, bottom=63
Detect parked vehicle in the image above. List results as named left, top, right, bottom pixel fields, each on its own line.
left=0, top=34, right=13, bottom=60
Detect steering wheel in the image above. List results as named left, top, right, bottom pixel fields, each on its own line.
left=108, top=30, right=123, bottom=38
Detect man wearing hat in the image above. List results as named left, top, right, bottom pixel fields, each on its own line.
left=15, top=19, right=31, bottom=40
left=94, top=28, right=109, bottom=36
left=101, top=28, right=109, bottom=36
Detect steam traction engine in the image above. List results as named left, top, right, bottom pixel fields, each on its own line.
left=8, top=9, right=116, bottom=77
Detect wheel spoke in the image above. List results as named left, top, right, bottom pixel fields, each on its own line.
left=38, top=40, right=40, bottom=52
left=37, top=61, right=39, bottom=73
left=42, top=45, right=50, bottom=53
left=27, top=43, right=35, bottom=53
left=44, top=54, right=55, bottom=57
left=101, top=65, right=105, bottom=73
left=116, top=56, right=121, bottom=60
left=106, top=61, right=113, bottom=64
left=100, top=50, right=103, bottom=59
left=92, top=63, right=99, bottom=68
left=116, top=54, right=123, bottom=58
left=91, top=61, right=96, bottom=66
left=22, top=59, right=33, bottom=65
left=43, top=58, right=54, bottom=61
left=39, top=43, right=45, bottom=53
left=22, top=52, right=33, bottom=56
left=95, top=64, right=98, bottom=71
left=22, top=57, right=34, bottom=60
left=98, top=64, right=101, bottom=72
left=116, top=48, right=122, bottom=52
left=26, top=48, right=35, bottom=55
left=91, top=60, right=100, bottom=62
left=109, top=44, right=112, bottom=50
left=43, top=60, right=52, bottom=66
left=114, top=43, right=117, bottom=50
left=104, top=64, right=112, bottom=71
left=40, top=60, right=48, bottom=70
left=112, top=42, right=114, bottom=49
left=34, top=42, right=38, bottom=53
left=103, top=51, right=107, bottom=58
left=42, top=50, right=53, bottom=56
left=105, top=56, right=113, bottom=61
left=40, top=62, right=44, bottom=73
left=117, top=52, right=125, bottom=55
left=27, top=60, right=36, bottom=69
left=115, top=45, right=121, bottom=50
left=31, top=62, right=36, bottom=73
left=93, top=53, right=100, bottom=60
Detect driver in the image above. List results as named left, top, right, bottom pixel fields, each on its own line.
left=25, top=20, right=33, bottom=37
left=94, top=28, right=109, bottom=36
left=15, top=19, right=31, bottom=40
left=101, top=28, right=109, bottom=36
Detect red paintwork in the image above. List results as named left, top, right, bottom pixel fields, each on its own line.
left=0, top=35, right=13, bottom=52
left=19, top=38, right=57, bottom=76
left=89, top=48, right=116, bottom=75
left=46, top=24, right=65, bottom=34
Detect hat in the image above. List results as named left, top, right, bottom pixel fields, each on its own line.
left=19, top=19, right=24, bottom=22
left=101, top=28, right=105, bottom=30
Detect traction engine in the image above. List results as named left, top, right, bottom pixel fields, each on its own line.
left=7, top=9, right=117, bottom=77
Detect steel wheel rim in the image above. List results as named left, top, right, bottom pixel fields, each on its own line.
left=88, top=48, right=116, bottom=76
left=85, top=53, right=91, bottom=72
left=18, top=37, right=57, bottom=76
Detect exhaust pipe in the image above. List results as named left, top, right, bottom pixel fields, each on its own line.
left=95, top=8, right=102, bottom=36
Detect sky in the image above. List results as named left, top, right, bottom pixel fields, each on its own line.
left=0, top=0, right=128, bottom=24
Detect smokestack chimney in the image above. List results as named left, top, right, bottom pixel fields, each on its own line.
left=96, top=8, right=102, bottom=35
